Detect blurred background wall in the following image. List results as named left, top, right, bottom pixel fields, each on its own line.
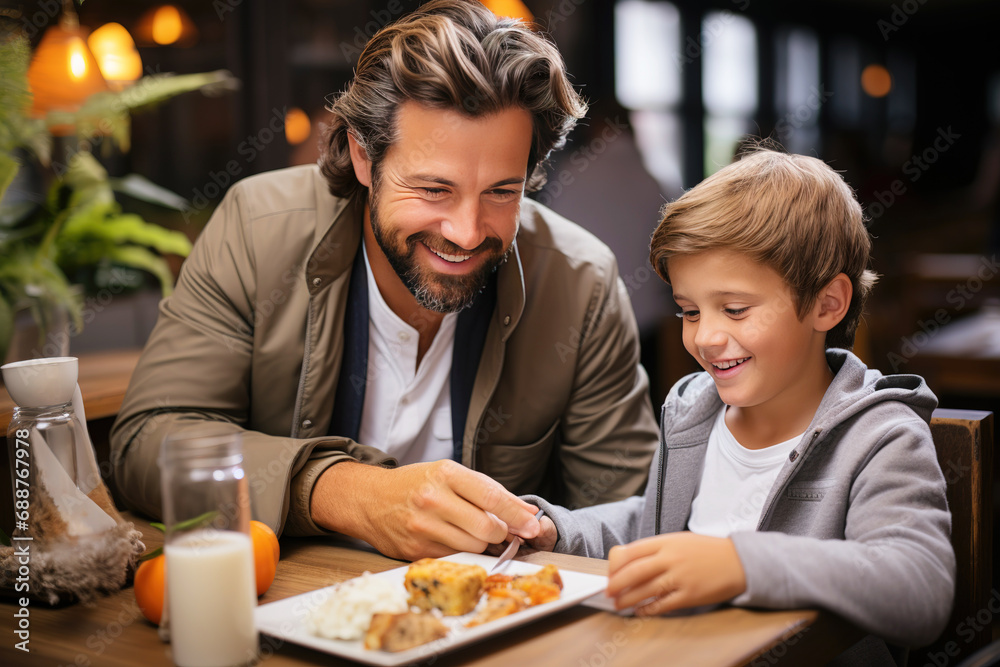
left=6, top=0, right=1000, bottom=419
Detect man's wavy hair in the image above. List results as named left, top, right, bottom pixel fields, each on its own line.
left=319, top=0, right=587, bottom=199
left=649, top=145, right=878, bottom=351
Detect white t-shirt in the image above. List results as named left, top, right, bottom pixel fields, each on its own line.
left=356, top=242, right=458, bottom=465
left=687, top=407, right=803, bottom=538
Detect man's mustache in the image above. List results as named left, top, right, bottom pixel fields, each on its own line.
left=407, top=232, right=504, bottom=256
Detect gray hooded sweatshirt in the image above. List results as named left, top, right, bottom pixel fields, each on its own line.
left=529, top=350, right=955, bottom=649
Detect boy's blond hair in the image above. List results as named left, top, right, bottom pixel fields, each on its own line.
left=649, top=147, right=877, bottom=350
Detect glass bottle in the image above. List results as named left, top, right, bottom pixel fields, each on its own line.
left=159, top=429, right=259, bottom=667
left=2, top=357, right=102, bottom=543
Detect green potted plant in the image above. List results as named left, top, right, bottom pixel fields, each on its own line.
left=0, top=33, right=238, bottom=362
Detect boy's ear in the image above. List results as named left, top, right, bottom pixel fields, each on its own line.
left=347, top=132, right=373, bottom=188
left=812, top=273, right=852, bottom=333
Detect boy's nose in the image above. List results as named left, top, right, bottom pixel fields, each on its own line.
left=694, top=320, right=729, bottom=350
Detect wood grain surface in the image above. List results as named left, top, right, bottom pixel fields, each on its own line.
left=0, top=514, right=854, bottom=667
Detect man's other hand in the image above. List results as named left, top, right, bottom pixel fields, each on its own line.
left=311, top=460, right=540, bottom=560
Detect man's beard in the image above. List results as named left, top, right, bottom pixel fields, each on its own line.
left=368, top=185, right=513, bottom=313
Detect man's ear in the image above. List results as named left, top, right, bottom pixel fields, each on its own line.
left=346, top=132, right=373, bottom=188
left=812, top=273, right=852, bottom=333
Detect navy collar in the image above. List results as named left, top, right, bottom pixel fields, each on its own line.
left=329, top=247, right=497, bottom=462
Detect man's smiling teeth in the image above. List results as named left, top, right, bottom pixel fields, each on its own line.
left=429, top=246, right=472, bottom=263
left=713, top=357, right=750, bottom=370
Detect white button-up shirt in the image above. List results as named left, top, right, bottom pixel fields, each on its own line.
left=357, top=242, right=457, bottom=465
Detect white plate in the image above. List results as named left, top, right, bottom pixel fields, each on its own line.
left=254, top=552, right=608, bottom=666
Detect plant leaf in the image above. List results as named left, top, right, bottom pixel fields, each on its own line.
left=0, top=294, right=12, bottom=366
left=172, top=511, right=219, bottom=533
left=60, top=207, right=192, bottom=256
left=0, top=152, right=19, bottom=203
left=110, top=174, right=189, bottom=211
left=104, top=245, right=177, bottom=295
left=116, top=71, right=241, bottom=112
left=64, top=152, right=115, bottom=210
left=0, top=201, right=36, bottom=230
left=138, top=546, right=162, bottom=563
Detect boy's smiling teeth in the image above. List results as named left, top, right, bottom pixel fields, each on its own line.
left=713, top=357, right=750, bottom=370
left=428, top=245, right=472, bottom=263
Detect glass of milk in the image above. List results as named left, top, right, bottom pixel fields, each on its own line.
left=159, top=429, right=259, bottom=667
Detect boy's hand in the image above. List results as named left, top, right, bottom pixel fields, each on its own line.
left=525, top=516, right=558, bottom=552
left=606, top=532, right=747, bottom=615
left=484, top=515, right=558, bottom=555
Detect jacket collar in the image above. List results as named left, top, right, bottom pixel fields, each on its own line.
left=494, top=213, right=529, bottom=341
left=305, top=192, right=364, bottom=294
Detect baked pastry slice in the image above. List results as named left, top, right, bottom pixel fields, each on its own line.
left=363, top=611, right=448, bottom=652
left=404, top=558, right=487, bottom=616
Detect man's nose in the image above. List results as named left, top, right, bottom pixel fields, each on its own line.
left=440, top=198, right=487, bottom=251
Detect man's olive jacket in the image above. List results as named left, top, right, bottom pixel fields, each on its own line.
left=110, top=165, right=658, bottom=536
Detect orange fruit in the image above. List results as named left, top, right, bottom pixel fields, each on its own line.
left=134, top=521, right=281, bottom=623
left=134, top=554, right=166, bottom=625
left=250, top=520, right=280, bottom=596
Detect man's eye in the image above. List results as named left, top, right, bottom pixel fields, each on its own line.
left=488, top=189, right=519, bottom=200
left=725, top=307, right=750, bottom=317
left=420, top=188, right=447, bottom=197
left=676, top=310, right=700, bottom=321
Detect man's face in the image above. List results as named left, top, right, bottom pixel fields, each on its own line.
left=363, top=101, right=533, bottom=313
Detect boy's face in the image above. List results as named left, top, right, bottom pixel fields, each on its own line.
left=668, top=249, right=831, bottom=416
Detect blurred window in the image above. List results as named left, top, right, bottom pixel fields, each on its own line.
left=774, top=26, right=821, bottom=155
left=830, top=36, right=863, bottom=127
left=614, top=0, right=683, bottom=193
left=702, top=11, right=758, bottom=175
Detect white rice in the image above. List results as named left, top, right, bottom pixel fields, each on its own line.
left=308, top=572, right=409, bottom=641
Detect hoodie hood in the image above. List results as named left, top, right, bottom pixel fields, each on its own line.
left=665, top=348, right=938, bottom=439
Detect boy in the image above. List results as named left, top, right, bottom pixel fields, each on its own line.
left=526, top=148, right=955, bottom=657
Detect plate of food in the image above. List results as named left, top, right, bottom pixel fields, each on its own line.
left=253, top=552, right=608, bottom=666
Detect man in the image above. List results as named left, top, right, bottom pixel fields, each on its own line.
left=110, top=0, right=658, bottom=561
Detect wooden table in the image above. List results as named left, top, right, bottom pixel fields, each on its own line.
left=0, top=349, right=143, bottom=430
left=0, top=516, right=863, bottom=666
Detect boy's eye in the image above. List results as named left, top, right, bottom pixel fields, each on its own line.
left=725, top=307, right=750, bottom=317
left=676, top=310, right=700, bottom=321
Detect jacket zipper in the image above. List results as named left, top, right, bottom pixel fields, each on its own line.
left=290, top=299, right=315, bottom=439
left=755, top=429, right=822, bottom=529
left=654, top=405, right=667, bottom=535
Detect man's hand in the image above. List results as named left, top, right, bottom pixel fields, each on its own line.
left=310, top=460, right=540, bottom=561
left=606, top=532, right=747, bottom=615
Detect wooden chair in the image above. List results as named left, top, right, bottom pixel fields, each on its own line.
left=912, top=409, right=995, bottom=666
